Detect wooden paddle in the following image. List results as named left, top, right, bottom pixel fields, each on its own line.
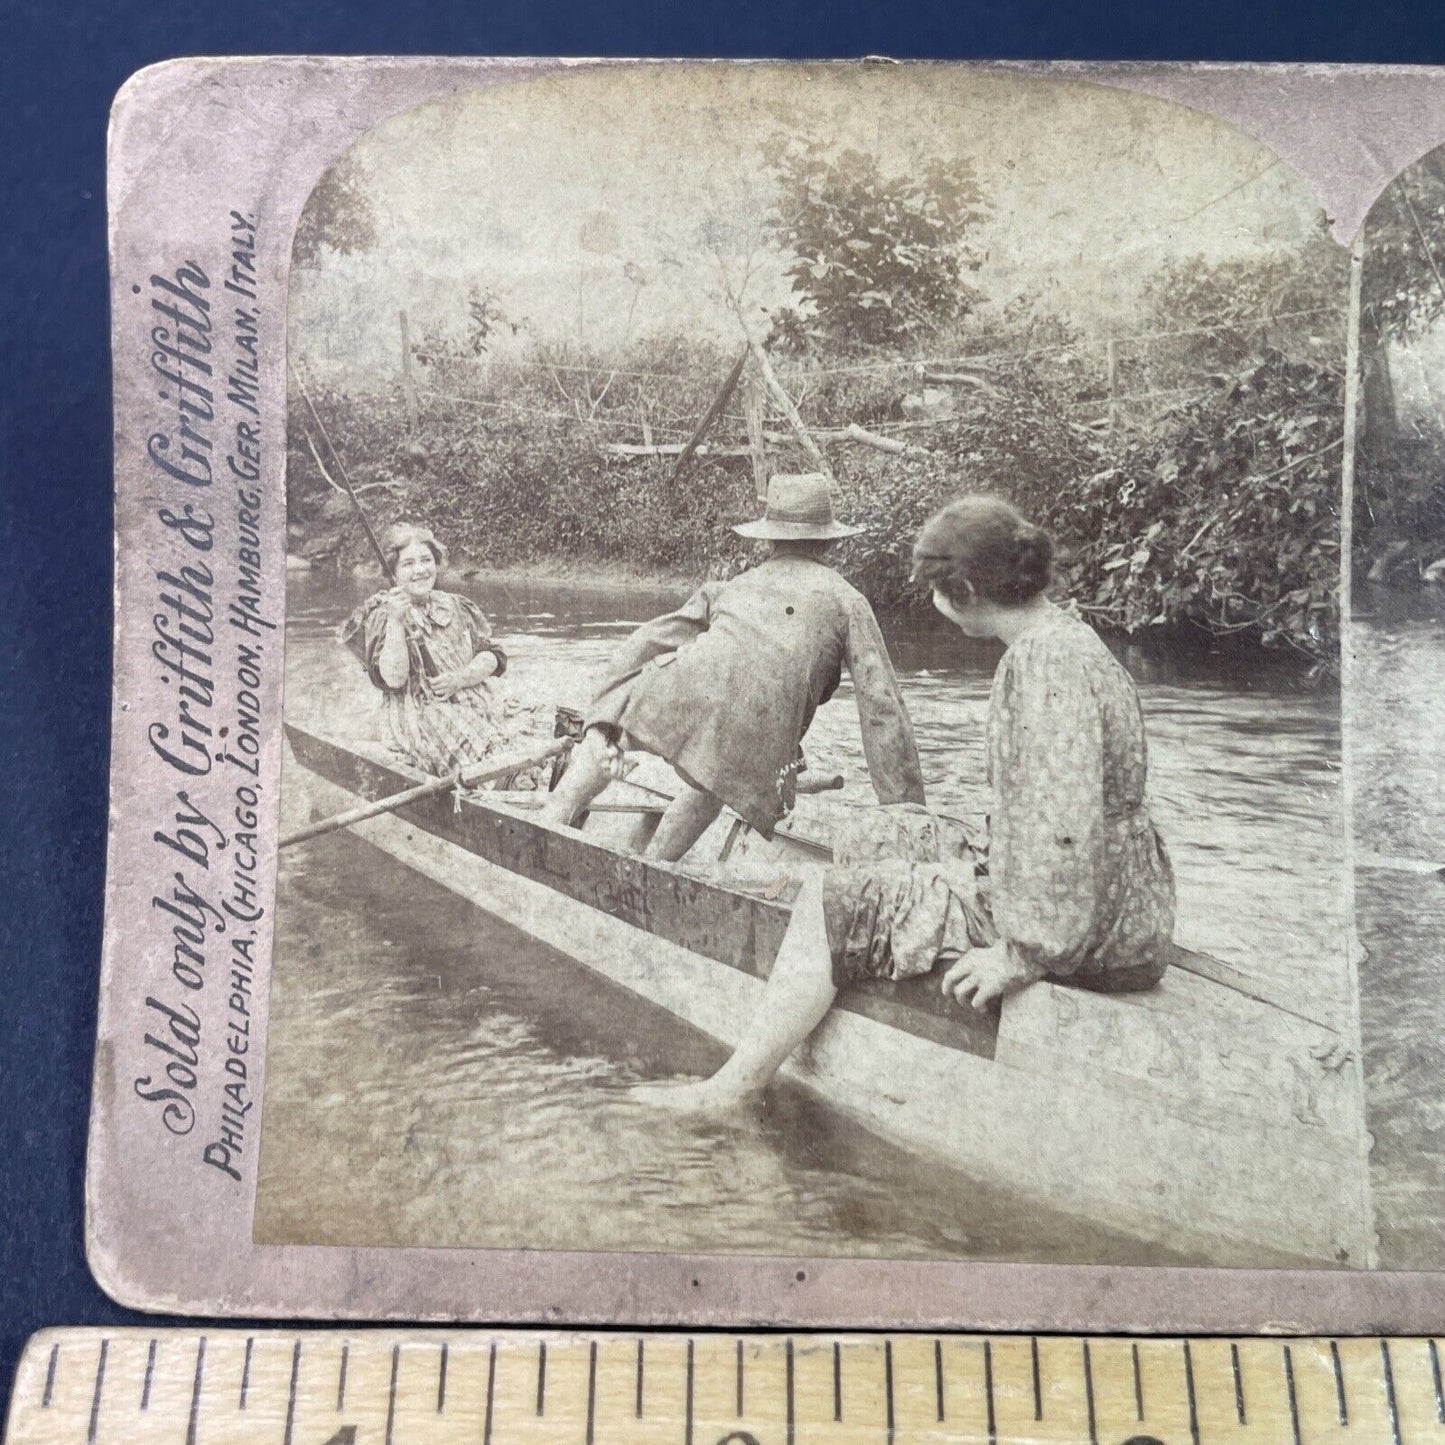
left=508, top=776, right=846, bottom=816
left=279, top=738, right=572, bottom=849
left=616, top=771, right=846, bottom=804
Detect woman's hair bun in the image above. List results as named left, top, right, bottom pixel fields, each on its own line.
left=1013, top=525, right=1054, bottom=589
left=913, top=495, right=1054, bottom=606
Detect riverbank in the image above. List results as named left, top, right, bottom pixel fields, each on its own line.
left=292, top=550, right=1331, bottom=691
left=290, top=551, right=704, bottom=596
left=286, top=336, right=1345, bottom=669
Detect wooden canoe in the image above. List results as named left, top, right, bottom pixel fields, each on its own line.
left=282, top=722, right=1374, bottom=1269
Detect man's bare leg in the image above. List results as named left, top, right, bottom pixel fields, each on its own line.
left=538, top=727, right=616, bottom=827
left=646, top=783, right=724, bottom=862
left=631, top=875, right=836, bottom=1113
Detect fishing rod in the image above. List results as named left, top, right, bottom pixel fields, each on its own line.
left=288, top=358, right=439, bottom=679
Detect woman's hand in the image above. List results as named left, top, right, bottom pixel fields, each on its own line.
left=375, top=590, right=416, bottom=690
left=383, top=587, right=415, bottom=623
left=940, top=944, right=1044, bottom=1012
left=428, top=668, right=464, bottom=699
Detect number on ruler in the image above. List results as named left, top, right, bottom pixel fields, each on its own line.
left=315, top=1431, right=355, bottom=1445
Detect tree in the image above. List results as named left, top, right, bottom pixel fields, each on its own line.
left=1362, top=150, right=1445, bottom=342
left=293, top=152, right=378, bottom=269
left=1359, top=157, right=1445, bottom=459
left=411, top=286, right=521, bottom=382
left=1357, top=150, right=1445, bottom=575
left=762, top=135, right=988, bottom=351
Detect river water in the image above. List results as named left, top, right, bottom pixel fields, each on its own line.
left=1351, top=586, right=1445, bottom=1269
left=255, top=571, right=1348, bottom=1265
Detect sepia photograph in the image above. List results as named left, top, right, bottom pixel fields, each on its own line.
left=1350, top=143, right=1445, bottom=1270
left=256, top=64, right=1367, bottom=1271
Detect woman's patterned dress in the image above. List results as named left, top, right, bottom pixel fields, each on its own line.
left=342, top=590, right=545, bottom=782
left=827, top=609, right=1176, bottom=993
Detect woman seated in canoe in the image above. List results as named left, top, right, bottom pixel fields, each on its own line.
left=540, top=473, right=928, bottom=861
left=634, top=494, right=1177, bottom=1113
left=341, top=522, right=545, bottom=783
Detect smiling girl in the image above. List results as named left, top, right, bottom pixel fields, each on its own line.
left=342, top=522, right=538, bottom=780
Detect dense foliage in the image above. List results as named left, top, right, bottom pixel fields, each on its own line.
left=1361, top=151, right=1445, bottom=342
left=826, top=353, right=1343, bottom=662
left=288, top=140, right=1351, bottom=677
left=292, top=152, right=376, bottom=271
left=1358, top=156, right=1445, bottom=583
left=287, top=340, right=764, bottom=583
left=763, top=135, right=988, bottom=352
left=289, top=325, right=1345, bottom=672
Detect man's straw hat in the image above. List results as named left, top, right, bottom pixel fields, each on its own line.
left=731, top=472, right=862, bottom=541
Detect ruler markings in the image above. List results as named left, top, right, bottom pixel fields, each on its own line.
left=537, top=1338, right=546, bottom=1416
left=384, top=1343, right=400, bottom=1445
left=40, top=1345, right=56, bottom=1410
left=1284, top=1343, right=1302, bottom=1445
left=282, top=1338, right=301, bottom=1445
left=1332, top=1338, right=1350, bottom=1426
left=883, top=1338, right=895, bottom=1443
left=635, top=1337, right=645, bottom=1419
left=185, top=1336, right=206, bottom=1445
left=1382, top=1338, right=1404, bottom=1445
left=85, top=1339, right=107, bottom=1445
left=984, top=1338, right=997, bottom=1445
left=483, top=1341, right=496, bottom=1445
left=685, top=1338, right=695, bottom=1445
left=1030, top=1334, right=1041, bottom=1421
left=1230, top=1341, right=1246, bottom=1426
left=20, top=1329, right=1445, bottom=1445
left=585, top=1340, right=597, bottom=1445
left=140, top=1339, right=156, bottom=1411
left=1433, top=1338, right=1445, bottom=1424
left=1183, top=1339, right=1201, bottom=1445
left=785, top=1337, right=795, bottom=1445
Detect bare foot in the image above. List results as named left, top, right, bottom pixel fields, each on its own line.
left=629, top=1077, right=762, bottom=1116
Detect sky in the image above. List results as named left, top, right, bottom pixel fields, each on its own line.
left=289, top=63, right=1336, bottom=380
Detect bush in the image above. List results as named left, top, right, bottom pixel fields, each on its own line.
left=1050, top=353, right=1343, bottom=664
left=288, top=328, right=1343, bottom=674
left=763, top=134, right=988, bottom=352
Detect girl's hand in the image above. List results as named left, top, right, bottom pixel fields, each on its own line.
left=383, top=588, right=415, bottom=622
left=940, top=944, right=1043, bottom=1012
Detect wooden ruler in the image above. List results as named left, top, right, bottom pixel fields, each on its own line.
left=7, top=1328, right=1445, bottom=1445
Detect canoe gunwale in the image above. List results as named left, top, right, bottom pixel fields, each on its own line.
left=283, top=724, right=1001, bottom=1059
left=279, top=723, right=1372, bottom=1265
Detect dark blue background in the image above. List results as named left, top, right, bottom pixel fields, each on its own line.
left=3, top=0, right=1444, bottom=1410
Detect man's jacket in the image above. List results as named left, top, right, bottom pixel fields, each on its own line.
left=587, top=554, right=927, bottom=834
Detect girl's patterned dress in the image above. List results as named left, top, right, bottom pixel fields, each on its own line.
left=826, top=609, right=1176, bottom=993
left=342, top=589, right=545, bottom=783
